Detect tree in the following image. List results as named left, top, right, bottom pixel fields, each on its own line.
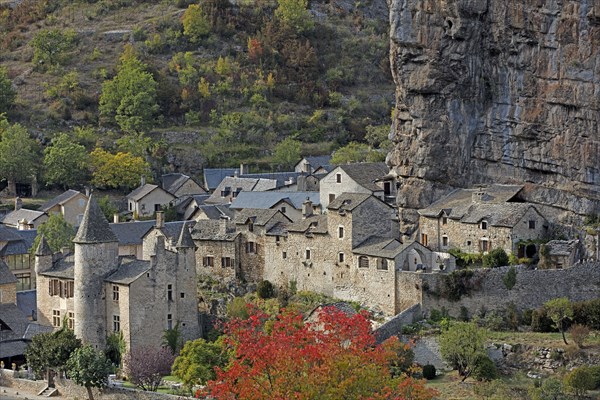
left=502, top=266, right=517, bottom=290
left=99, top=45, right=159, bottom=133
left=30, top=213, right=76, bottom=255
left=124, top=346, right=175, bottom=392
left=89, top=148, right=151, bottom=190
left=162, top=321, right=183, bottom=355
left=482, top=248, right=509, bottom=268
left=31, top=29, right=77, bottom=69
left=563, top=367, right=595, bottom=398
left=98, top=195, right=119, bottom=222
left=528, top=378, right=567, bottom=400
left=0, top=120, right=40, bottom=194
left=274, top=0, right=314, bottom=34
left=105, top=331, right=126, bottom=368
left=0, top=67, right=16, bottom=113
left=67, top=345, right=112, bottom=400
left=25, top=326, right=82, bottom=378
left=182, top=4, right=211, bottom=43
left=43, top=133, right=90, bottom=188
left=439, top=322, right=486, bottom=381
left=203, top=307, right=435, bottom=400
left=331, top=142, right=385, bottom=165
left=272, top=137, right=301, bottom=170
left=171, top=337, right=229, bottom=392
left=544, top=297, right=573, bottom=345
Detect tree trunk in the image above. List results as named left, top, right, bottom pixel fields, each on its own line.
left=561, top=328, right=568, bottom=345
left=86, top=385, right=94, bottom=400
left=7, top=180, right=16, bottom=196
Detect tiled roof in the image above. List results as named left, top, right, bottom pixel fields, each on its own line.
left=191, top=219, right=239, bottom=241
left=162, top=173, right=205, bottom=195
left=105, top=259, right=151, bottom=285
left=0, top=259, right=17, bottom=285
left=34, top=235, right=53, bottom=256
left=239, top=172, right=302, bottom=188
left=338, top=162, right=388, bottom=191
left=22, top=323, right=53, bottom=340
left=545, top=240, right=579, bottom=256
left=40, top=189, right=85, bottom=212
left=206, top=177, right=263, bottom=204
left=327, top=193, right=372, bottom=211
left=40, top=257, right=74, bottom=279
left=110, top=220, right=155, bottom=246
left=74, top=195, right=118, bottom=244
left=232, top=209, right=280, bottom=226
left=287, top=215, right=328, bottom=234
left=266, top=221, right=289, bottom=236
left=0, top=227, right=37, bottom=256
left=203, top=168, right=239, bottom=190
left=459, top=203, right=538, bottom=228
left=2, top=209, right=47, bottom=227
left=127, top=184, right=161, bottom=201
left=0, top=303, right=32, bottom=358
left=194, top=204, right=233, bottom=220
left=230, top=191, right=320, bottom=210
left=0, top=225, right=27, bottom=241
left=302, top=155, right=332, bottom=170
left=159, top=221, right=187, bottom=244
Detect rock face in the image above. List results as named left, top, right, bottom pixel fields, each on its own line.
left=388, top=0, right=600, bottom=221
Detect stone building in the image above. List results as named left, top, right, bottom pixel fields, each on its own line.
left=0, top=226, right=37, bottom=291
left=35, top=196, right=199, bottom=352
left=294, top=155, right=332, bottom=175
left=418, top=185, right=549, bottom=255
left=191, top=218, right=241, bottom=282
left=40, top=189, right=88, bottom=227
left=161, top=173, right=207, bottom=198
left=127, top=184, right=176, bottom=218
left=539, top=240, right=584, bottom=269
left=230, top=191, right=321, bottom=222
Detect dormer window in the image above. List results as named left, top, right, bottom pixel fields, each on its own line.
left=480, top=221, right=488, bottom=230
left=528, top=220, right=536, bottom=229
left=442, top=216, right=447, bottom=225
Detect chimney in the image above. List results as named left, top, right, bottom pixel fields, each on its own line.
left=302, top=198, right=313, bottom=219
left=17, top=218, right=29, bottom=230
left=141, top=175, right=146, bottom=186
left=219, top=215, right=229, bottom=236
left=240, top=163, right=248, bottom=175
left=156, top=211, right=164, bottom=228
left=113, top=214, right=119, bottom=223
left=472, top=187, right=485, bottom=203
left=14, top=197, right=22, bottom=211
left=85, top=187, right=91, bottom=197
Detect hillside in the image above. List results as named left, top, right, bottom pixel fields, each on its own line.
left=0, top=0, right=393, bottom=182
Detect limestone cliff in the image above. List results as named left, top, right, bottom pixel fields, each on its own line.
left=387, top=0, right=600, bottom=227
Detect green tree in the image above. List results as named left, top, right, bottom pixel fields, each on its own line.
left=105, top=331, right=126, bottom=368
left=482, top=248, right=509, bottom=268
left=31, top=29, right=77, bottom=69
left=98, top=195, right=119, bottom=222
left=172, top=337, right=229, bottom=392
left=439, top=322, right=486, bottom=381
left=89, top=148, right=151, bottom=190
left=99, top=45, right=159, bottom=133
left=0, top=67, right=16, bottom=113
left=274, top=0, right=314, bottom=34
left=272, top=137, right=301, bottom=170
left=331, top=142, right=385, bottom=164
left=67, top=345, right=112, bottom=400
left=544, top=297, right=573, bottom=345
left=182, top=4, right=211, bottom=43
left=528, top=378, right=567, bottom=400
left=0, top=120, right=40, bottom=194
left=25, top=326, right=82, bottom=378
left=502, top=266, right=517, bottom=290
left=43, top=133, right=90, bottom=188
left=162, top=321, right=183, bottom=355
left=30, top=213, right=76, bottom=255
left=563, top=367, right=595, bottom=398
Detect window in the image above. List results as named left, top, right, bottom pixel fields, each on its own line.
left=282, top=251, right=287, bottom=259
left=377, top=258, right=388, bottom=270
left=480, top=221, right=488, bottom=230
left=113, top=315, right=120, bottom=332
left=129, top=202, right=132, bottom=211
left=141, top=204, right=146, bottom=210
left=338, top=253, right=345, bottom=263
left=442, top=217, right=448, bottom=225
left=64, top=281, right=74, bottom=298
left=246, top=241, right=256, bottom=254
left=384, top=181, right=391, bottom=196
left=180, top=292, right=185, bottom=298
left=167, top=284, right=173, bottom=301
left=281, top=206, right=286, bottom=213
left=248, top=222, right=254, bottom=232
left=442, top=236, right=449, bottom=247
left=338, top=226, right=344, bottom=239
left=420, top=233, right=428, bottom=247
left=480, top=239, right=489, bottom=252
left=167, top=314, right=173, bottom=330
left=329, top=193, right=336, bottom=203
left=276, top=235, right=280, bottom=243
left=467, top=240, right=472, bottom=246
left=358, top=256, right=369, bottom=268
left=529, top=220, right=536, bottom=229
left=52, top=310, right=61, bottom=327
left=154, top=204, right=161, bottom=212
left=305, top=249, right=311, bottom=260
left=336, top=173, right=342, bottom=183
left=112, top=285, right=119, bottom=301
left=221, top=257, right=232, bottom=268
left=203, top=256, right=214, bottom=267
left=68, top=312, right=74, bottom=330
left=49, top=279, right=60, bottom=296
left=15, top=273, right=31, bottom=291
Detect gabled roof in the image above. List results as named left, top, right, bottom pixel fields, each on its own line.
left=206, top=177, right=277, bottom=204
left=0, top=259, right=18, bottom=285
left=127, top=184, right=174, bottom=202
left=239, top=172, right=303, bottom=189
left=34, top=235, right=53, bottom=257
left=105, top=259, right=151, bottom=285
left=1, top=209, right=47, bottom=227
left=0, top=229, right=37, bottom=257
left=74, top=195, right=118, bottom=244
left=287, top=215, right=328, bottom=234
left=40, top=257, right=74, bottom=279
left=230, top=191, right=320, bottom=210
left=110, top=220, right=156, bottom=246
left=266, top=221, right=289, bottom=236
left=40, top=189, right=86, bottom=212
left=203, top=168, right=239, bottom=191
left=162, top=173, right=205, bottom=196
left=336, top=162, right=389, bottom=191
left=327, top=193, right=372, bottom=212
left=0, top=304, right=52, bottom=358
left=232, top=209, right=286, bottom=226
left=194, top=204, right=234, bottom=220
left=297, top=155, right=333, bottom=172
left=352, top=237, right=419, bottom=258
left=191, top=219, right=239, bottom=241
left=176, top=194, right=210, bottom=214
left=459, top=203, right=542, bottom=228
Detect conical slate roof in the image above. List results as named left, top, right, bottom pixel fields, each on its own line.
left=73, top=194, right=118, bottom=244
left=176, top=223, right=195, bottom=248
left=35, top=235, right=53, bottom=256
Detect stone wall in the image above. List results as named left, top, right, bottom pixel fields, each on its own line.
left=0, top=369, right=46, bottom=395
left=397, top=262, right=600, bottom=318
left=0, top=282, right=16, bottom=305
left=375, top=303, right=422, bottom=343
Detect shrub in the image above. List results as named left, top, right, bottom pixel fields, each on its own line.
left=531, top=308, right=555, bottom=332
left=563, top=367, right=595, bottom=397
left=472, top=354, right=497, bottom=381
left=572, top=298, right=600, bottom=330
left=440, top=270, right=476, bottom=302
left=31, top=28, right=78, bottom=70
left=227, top=297, right=249, bottom=319
left=0, top=67, right=15, bottom=113
left=182, top=4, right=210, bottom=43
left=589, top=366, right=600, bottom=389
left=422, top=364, right=436, bottom=380
left=568, top=324, right=590, bottom=349
left=482, top=248, right=509, bottom=268
left=502, top=266, right=517, bottom=290
left=257, top=280, right=274, bottom=299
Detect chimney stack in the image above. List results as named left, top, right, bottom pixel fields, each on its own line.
left=14, top=197, right=22, bottom=211
left=240, top=163, right=248, bottom=175
left=17, top=218, right=30, bottom=230
left=472, top=187, right=485, bottom=203
left=85, top=187, right=91, bottom=197
left=156, top=211, right=164, bottom=228
left=219, top=215, right=228, bottom=235
left=302, top=198, right=313, bottom=219
left=141, top=175, right=146, bottom=186
left=113, top=214, right=119, bottom=223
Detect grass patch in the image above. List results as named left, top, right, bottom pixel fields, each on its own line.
left=487, top=330, right=600, bottom=348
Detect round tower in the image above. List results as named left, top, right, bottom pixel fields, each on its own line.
left=73, top=194, right=119, bottom=349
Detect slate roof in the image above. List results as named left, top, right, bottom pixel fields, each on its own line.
left=158, top=221, right=187, bottom=243
left=127, top=184, right=170, bottom=201
left=191, top=219, right=239, bottom=241
left=162, top=173, right=205, bottom=196
left=232, top=209, right=281, bottom=226
left=545, top=240, right=580, bottom=256
left=17, top=290, right=37, bottom=319
left=327, top=193, right=372, bottom=212
left=230, top=191, right=320, bottom=210
left=239, top=172, right=303, bottom=189
left=459, top=203, right=540, bottom=228
left=206, top=177, right=277, bottom=204
left=40, top=257, right=74, bottom=279
left=299, top=155, right=333, bottom=171
left=176, top=194, right=210, bottom=214
left=194, top=204, right=233, bottom=220
left=105, top=259, right=151, bottom=285
left=34, top=235, right=53, bottom=256
left=74, top=195, right=118, bottom=244
left=0, top=303, right=33, bottom=358
left=0, top=225, right=27, bottom=242
left=176, top=223, right=195, bottom=248
left=353, top=237, right=411, bottom=258
left=22, top=323, right=53, bottom=340
left=2, top=208, right=47, bottom=227
left=0, top=259, right=18, bottom=285
left=266, top=221, right=289, bottom=237
left=203, top=168, right=239, bottom=190
left=110, top=220, right=156, bottom=246
left=287, top=215, right=328, bottom=234
left=306, top=302, right=357, bottom=323
left=0, top=226, right=37, bottom=257
left=40, top=189, right=85, bottom=212
left=418, top=184, right=524, bottom=218
left=338, top=162, right=389, bottom=191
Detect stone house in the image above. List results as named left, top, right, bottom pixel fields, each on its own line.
left=177, top=194, right=210, bottom=220
left=0, top=260, right=18, bottom=305
left=0, top=226, right=37, bottom=291
left=540, top=240, right=584, bottom=269
left=127, top=184, right=176, bottom=218
left=161, top=173, right=207, bottom=198
left=230, top=191, right=321, bottom=222
left=191, top=204, right=234, bottom=221
left=35, top=196, right=199, bottom=352
left=40, top=189, right=88, bottom=227
left=205, top=177, right=278, bottom=205
left=319, top=162, right=395, bottom=209
left=418, top=185, right=549, bottom=256
left=191, top=218, right=241, bottom=282
left=203, top=167, right=241, bottom=192
left=110, top=219, right=187, bottom=259
left=294, top=155, right=332, bottom=174
left=2, top=207, right=48, bottom=230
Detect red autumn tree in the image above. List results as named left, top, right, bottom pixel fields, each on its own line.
left=201, top=306, right=435, bottom=400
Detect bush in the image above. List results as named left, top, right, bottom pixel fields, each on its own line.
left=472, top=354, right=497, bottom=381
left=589, top=366, right=600, bottom=389
left=226, top=297, right=249, bottom=319
left=482, top=248, right=509, bottom=268
left=502, top=266, right=517, bottom=290
left=422, top=364, right=436, bottom=380
left=257, top=280, right=274, bottom=299
left=531, top=308, right=555, bottom=332
left=563, top=367, right=595, bottom=397
left=572, top=298, right=600, bottom=330
left=440, top=270, right=476, bottom=302
left=31, top=28, right=78, bottom=70
left=569, top=324, right=590, bottom=348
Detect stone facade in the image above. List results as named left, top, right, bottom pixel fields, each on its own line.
left=42, top=191, right=88, bottom=227
left=128, top=185, right=176, bottom=218
left=0, top=281, right=16, bottom=305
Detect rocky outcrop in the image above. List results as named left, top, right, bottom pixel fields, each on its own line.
left=388, top=0, right=600, bottom=228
